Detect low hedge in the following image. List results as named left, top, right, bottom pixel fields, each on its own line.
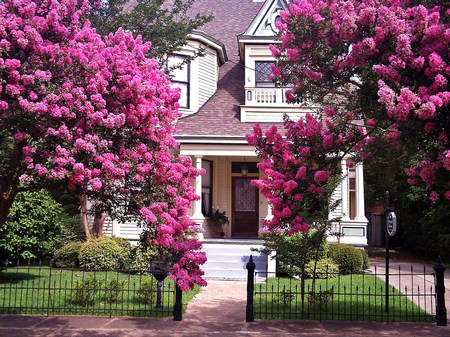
left=328, top=243, right=363, bottom=274
left=52, top=241, right=84, bottom=268
left=78, top=237, right=127, bottom=270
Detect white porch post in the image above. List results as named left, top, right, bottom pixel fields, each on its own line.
left=192, top=155, right=205, bottom=240
left=355, top=162, right=368, bottom=222
left=341, top=160, right=350, bottom=221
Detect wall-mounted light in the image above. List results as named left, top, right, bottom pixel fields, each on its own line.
left=241, top=157, right=248, bottom=176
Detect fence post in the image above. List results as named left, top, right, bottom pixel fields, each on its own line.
left=173, top=282, right=183, bottom=321
left=433, top=257, right=447, bottom=326
left=246, top=255, right=256, bottom=322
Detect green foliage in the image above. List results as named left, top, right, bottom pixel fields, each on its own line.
left=257, top=230, right=328, bottom=278
left=206, top=208, right=229, bottom=225
left=276, top=289, right=294, bottom=307
left=138, top=276, right=157, bottom=304
left=78, top=237, right=127, bottom=270
left=309, top=289, right=334, bottom=309
left=130, top=246, right=159, bottom=273
left=328, top=244, right=364, bottom=275
left=305, top=258, right=339, bottom=279
left=72, top=276, right=102, bottom=307
left=104, top=279, right=124, bottom=304
left=52, top=241, right=84, bottom=268
left=110, top=237, right=133, bottom=269
left=0, top=190, right=66, bottom=260
left=403, top=203, right=450, bottom=261
left=89, top=0, right=213, bottom=67
left=360, top=249, right=370, bottom=270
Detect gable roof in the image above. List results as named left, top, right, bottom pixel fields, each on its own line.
left=176, top=0, right=282, bottom=139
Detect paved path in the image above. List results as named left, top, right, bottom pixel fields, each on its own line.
left=0, top=279, right=449, bottom=336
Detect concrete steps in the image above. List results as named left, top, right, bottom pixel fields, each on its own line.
left=201, top=239, right=268, bottom=281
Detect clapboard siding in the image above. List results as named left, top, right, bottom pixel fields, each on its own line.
left=198, top=51, right=217, bottom=107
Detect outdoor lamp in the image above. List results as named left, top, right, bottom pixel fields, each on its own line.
left=150, top=258, right=170, bottom=310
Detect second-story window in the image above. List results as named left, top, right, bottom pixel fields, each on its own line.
left=168, top=55, right=190, bottom=109
left=255, top=61, right=275, bottom=87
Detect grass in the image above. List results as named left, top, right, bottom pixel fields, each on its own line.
left=254, top=275, right=435, bottom=322
left=0, top=264, right=200, bottom=317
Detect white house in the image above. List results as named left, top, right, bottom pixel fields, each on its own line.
left=110, top=0, right=368, bottom=279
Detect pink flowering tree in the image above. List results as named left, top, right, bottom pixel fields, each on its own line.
left=247, top=111, right=366, bottom=235
left=271, top=0, right=449, bottom=204
left=0, top=0, right=205, bottom=290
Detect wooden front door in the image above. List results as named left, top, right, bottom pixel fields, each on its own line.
left=232, top=177, right=259, bottom=237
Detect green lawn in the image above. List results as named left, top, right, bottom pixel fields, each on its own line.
left=0, top=265, right=200, bottom=317
left=254, top=275, right=434, bottom=322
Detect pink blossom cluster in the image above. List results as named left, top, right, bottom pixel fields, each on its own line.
left=247, top=111, right=366, bottom=235
left=0, top=0, right=205, bottom=290
left=271, top=0, right=449, bottom=202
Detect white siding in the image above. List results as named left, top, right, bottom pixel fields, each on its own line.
left=198, top=51, right=217, bottom=107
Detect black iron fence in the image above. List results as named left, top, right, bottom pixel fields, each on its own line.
left=0, top=260, right=183, bottom=319
left=246, top=256, right=447, bottom=324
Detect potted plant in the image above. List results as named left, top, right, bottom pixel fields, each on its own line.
left=206, top=208, right=229, bottom=238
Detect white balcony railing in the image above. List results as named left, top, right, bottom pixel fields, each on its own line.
left=245, top=87, right=288, bottom=106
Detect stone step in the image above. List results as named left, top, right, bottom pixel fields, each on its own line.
left=201, top=240, right=268, bottom=281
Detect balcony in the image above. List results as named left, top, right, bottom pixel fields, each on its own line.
left=241, top=86, right=319, bottom=123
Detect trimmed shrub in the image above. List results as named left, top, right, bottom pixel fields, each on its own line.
left=72, top=276, right=102, bottom=307
left=138, top=276, right=158, bottom=304
left=52, top=241, right=84, bottom=268
left=305, top=258, right=339, bottom=279
left=129, top=246, right=159, bottom=273
left=328, top=243, right=363, bottom=274
left=257, top=229, right=329, bottom=278
left=110, top=237, right=133, bottom=269
left=78, top=237, right=125, bottom=270
left=360, top=249, right=370, bottom=270
left=104, top=279, right=125, bottom=304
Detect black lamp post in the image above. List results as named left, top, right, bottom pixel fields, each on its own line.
left=150, top=258, right=170, bottom=310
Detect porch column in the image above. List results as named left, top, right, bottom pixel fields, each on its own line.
left=192, top=155, right=205, bottom=240
left=341, top=160, right=350, bottom=220
left=355, top=162, right=367, bottom=222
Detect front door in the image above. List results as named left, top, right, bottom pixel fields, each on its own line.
left=232, top=177, right=259, bottom=237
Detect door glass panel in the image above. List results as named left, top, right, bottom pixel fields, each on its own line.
left=234, top=179, right=256, bottom=212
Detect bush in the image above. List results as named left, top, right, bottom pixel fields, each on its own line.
left=138, top=276, right=158, bottom=304
left=305, top=258, right=339, bottom=279
left=72, top=276, right=102, bottom=307
left=104, top=279, right=124, bottom=304
left=257, top=229, right=329, bottom=278
left=0, top=190, right=66, bottom=260
left=78, top=237, right=126, bottom=270
left=328, top=243, right=363, bottom=274
left=52, top=241, right=84, bottom=268
left=110, top=237, right=133, bottom=269
left=360, top=249, right=370, bottom=270
left=129, top=246, right=159, bottom=273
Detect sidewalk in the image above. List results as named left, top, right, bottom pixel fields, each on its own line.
left=0, top=279, right=449, bottom=336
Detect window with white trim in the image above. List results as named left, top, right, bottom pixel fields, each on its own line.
left=255, top=61, right=276, bottom=87
left=168, top=55, right=190, bottom=108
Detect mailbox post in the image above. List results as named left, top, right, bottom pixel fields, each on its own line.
left=384, top=191, right=397, bottom=314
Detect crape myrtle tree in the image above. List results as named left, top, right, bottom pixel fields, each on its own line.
left=86, top=0, right=212, bottom=236
left=247, top=111, right=366, bottom=302
left=0, top=0, right=206, bottom=290
left=88, top=0, right=213, bottom=68
left=270, top=0, right=449, bottom=204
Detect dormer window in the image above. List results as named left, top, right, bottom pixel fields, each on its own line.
left=169, top=55, right=190, bottom=109
left=255, top=61, right=275, bottom=87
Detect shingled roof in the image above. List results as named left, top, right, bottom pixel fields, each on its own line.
left=176, top=0, right=274, bottom=138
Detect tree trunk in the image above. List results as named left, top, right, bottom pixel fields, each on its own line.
left=80, top=194, right=91, bottom=240
left=0, top=190, right=17, bottom=227
left=92, top=212, right=106, bottom=238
